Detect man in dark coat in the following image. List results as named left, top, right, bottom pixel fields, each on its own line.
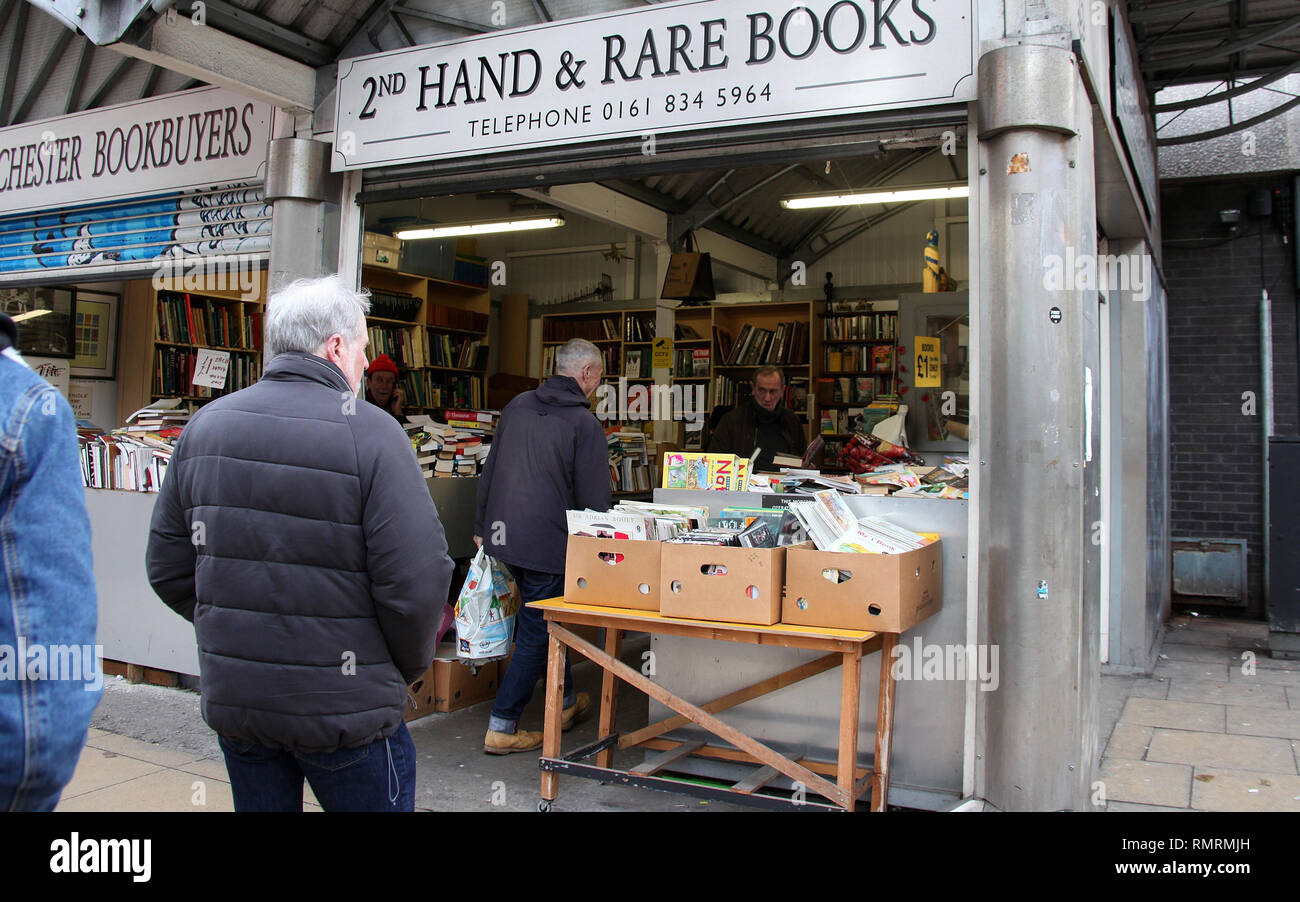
left=706, top=365, right=805, bottom=472
left=474, top=338, right=610, bottom=753
left=146, top=275, right=454, bottom=811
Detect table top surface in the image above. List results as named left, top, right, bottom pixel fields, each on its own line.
left=527, top=597, right=879, bottom=643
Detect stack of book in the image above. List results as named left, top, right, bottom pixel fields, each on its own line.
left=409, top=419, right=491, bottom=478
left=367, top=324, right=425, bottom=369
left=566, top=501, right=706, bottom=540
left=787, top=490, right=935, bottom=553
left=706, top=506, right=807, bottom=547
left=608, top=430, right=652, bottom=493
left=80, top=401, right=192, bottom=492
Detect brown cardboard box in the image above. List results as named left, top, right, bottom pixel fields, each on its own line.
left=782, top=541, right=942, bottom=633
left=659, top=543, right=795, bottom=625
left=564, top=536, right=661, bottom=611
left=405, top=644, right=500, bottom=719
left=363, top=231, right=400, bottom=269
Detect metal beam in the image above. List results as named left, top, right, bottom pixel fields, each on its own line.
left=1128, top=0, right=1235, bottom=25
left=138, top=63, right=163, bottom=100
left=1139, top=15, right=1300, bottom=67
left=186, top=0, right=337, bottom=67
left=392, top=5, right=492, bottom=34
left=1152, top=58, right=1300, bottom=111
left=65, top=38, right=94, bottom=114
left=389, top=10, right=416, bottom=48
left=529, top=0, right=553, bottom=22
left=108, top=12, right=315, bottom=112
left=10, top=27, right=74, bottom=125
left=1157, top=93, right=1300, bottom=145
left=0, top=1, right=28, bottom=128
left=604, top=177, right=785, bottom=256
left=81, top=56, right=136, bottom=111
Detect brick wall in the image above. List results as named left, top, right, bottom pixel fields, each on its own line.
left=1162, top=177, right=1300, bottom=618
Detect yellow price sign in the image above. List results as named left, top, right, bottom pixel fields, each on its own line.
left=915, top=336, right=941, bottom=387
left=652, top=336, right=672, bottom=370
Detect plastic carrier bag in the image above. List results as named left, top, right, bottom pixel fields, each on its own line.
left=454, top=547, right=520, bottom=664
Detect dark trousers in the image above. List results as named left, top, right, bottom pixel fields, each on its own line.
left=488, top=566, right=573, bottom=733
left=218, top=722, right=416, bottom=812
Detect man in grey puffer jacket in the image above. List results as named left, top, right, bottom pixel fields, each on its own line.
left=147, top=275, right=453, bottom=812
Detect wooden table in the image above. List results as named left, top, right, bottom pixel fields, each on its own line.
left=531, top=598, right=899, bottom=813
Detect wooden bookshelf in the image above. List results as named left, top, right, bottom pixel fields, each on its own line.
left=116, top=271, right=269, bottom=425
left=361, top=265, right=491, bottom=412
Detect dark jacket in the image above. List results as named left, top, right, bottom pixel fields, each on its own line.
left=475, top=374, right=611, bottom=574
left=146, top=352, right=454, bottom=753
left=706, top=398, right=804, bottom=471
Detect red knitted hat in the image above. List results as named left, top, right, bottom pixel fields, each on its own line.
left=368, top=353, right=399, bottom=376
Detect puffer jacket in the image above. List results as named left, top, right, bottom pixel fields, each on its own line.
left=146, top=351, right=454, bottom=753
left=475, top=374, right=611, bottom=574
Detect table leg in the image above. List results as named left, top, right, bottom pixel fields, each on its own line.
left=596, top=628, right=624, bottom=769
left=871, top=633, right=899, bottom=812
left=838, top=645, right=863, bottom=811
left=540, top=629, right=566, bottom=803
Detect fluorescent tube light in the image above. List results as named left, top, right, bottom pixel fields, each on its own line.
left=781, top=184, right=969, bottom=210
left=395, top=216, right=565, bottom=240
left=10, top=309, right=51, bottom=322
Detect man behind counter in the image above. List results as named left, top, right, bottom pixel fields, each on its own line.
left=705, top=365, right=804, bottom=472
left=364, top=353, right=405, bottom=421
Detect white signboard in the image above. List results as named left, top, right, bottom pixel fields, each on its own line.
left=334, top=0, right=975, bottom=170
left=192, top=348, right=230, bottom=389
left=26, top=356, right=70, bottom=397
left=0, top=86, right=272, bottom=216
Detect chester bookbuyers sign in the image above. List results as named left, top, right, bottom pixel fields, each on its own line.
left=333, top=0, right=975, bottom=170
left=0, top=86, right=271, bottom=216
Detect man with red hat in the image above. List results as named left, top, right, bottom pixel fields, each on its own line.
left=365, top=353, right=405, bottom=421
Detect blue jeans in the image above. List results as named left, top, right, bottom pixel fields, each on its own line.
left=218, top=722, right=416, bottom=812
left=0, top=358, right=100, bottom=812
left=488, top=567, right=573, bottom=734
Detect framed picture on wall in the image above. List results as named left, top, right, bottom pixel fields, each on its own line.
left=70, top=290, right=120, bottom=379
left=0, top=286, right=76, bottom=358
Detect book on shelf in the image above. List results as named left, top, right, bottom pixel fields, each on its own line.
left=625, top=349, right=643, bottom=377
left=624, top=314, right=655, bottom=342
left=675, top=323, right=703, bottom=340
left=872, top=345, right=895, bottom=372
left=823, top=311, right=896, bottom=341
left=692, top=348, right=710, bottom=376
left=543, top=315, right=619, bottom=342
left=428, top=303, right=488, bottom=332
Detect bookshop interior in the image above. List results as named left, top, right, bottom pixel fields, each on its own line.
left=51, top=139, right=973, bottom=807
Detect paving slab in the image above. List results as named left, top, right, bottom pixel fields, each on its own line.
left=1105, top=801, right=1197, bottom=812
left=177, top=757, right=231, bottom=783
left=1167, top=678, right=1290, bottom=709
left=85, top=731, right=206, bottom=769
left=1157, top=646, right=1247, bottom=666
left=1129, top=679, right=1170, bottom=699
left=56, top=768, right=235, bottom=812
left=1098, top=758, right=1191, bottom=808
left=1146, top=729, right=1297, bottom=774
left=1190, top=767, right=1300, bottom=812
left=58, top=748, right=164, bottom=800
left=1154, top=660, right=1230, bottom=682
left=1229, top=667, right=1300, bottom=688
left=1105, top=723, right=1154, bottom=760
left=1119, top=697, right=1225, bottom=733
left=1225, top=706, right=1300, bottom=740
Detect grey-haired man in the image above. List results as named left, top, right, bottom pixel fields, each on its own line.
left=147, top=275, right=453, bottom=811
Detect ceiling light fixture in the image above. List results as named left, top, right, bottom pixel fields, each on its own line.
left=395, top=216, right=565, bottom=240
left=781, top=184, right=969, bottom=210
left=10, top=309, right=52, bottom=322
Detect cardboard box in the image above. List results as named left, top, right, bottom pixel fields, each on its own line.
left=405, top=643, right=501, bottom=719
left=564, top=535, right=661, bottom=611
left=363, top=231, right=400, bottom=269
left=782, top=541, right=942, bottom=633
left=659, top=543, right=794, bottom=625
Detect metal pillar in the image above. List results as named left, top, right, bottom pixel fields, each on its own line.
left=975, top=44, right=1101, bottom=811
left=265, top=136, right=333, bottom=293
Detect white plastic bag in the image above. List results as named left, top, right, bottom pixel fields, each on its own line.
left=454, top=547, right=520, bottom=664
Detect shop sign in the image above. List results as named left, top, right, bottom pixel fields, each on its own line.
left=653, top=336, right=672, bottom=369
left=333, top=0, right=975, bottom=170
left=914, top=335, right=940, bottom=387
left=1110, top=11, right=1155, bottom=223
left=192, top=348, right=231, bottom=389
left=0, top=86, right=272, bottom=217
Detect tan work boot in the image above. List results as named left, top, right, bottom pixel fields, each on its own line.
left=483, top=729, right=543, bottom=755
left=561, top=692, right=591, bottom=732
